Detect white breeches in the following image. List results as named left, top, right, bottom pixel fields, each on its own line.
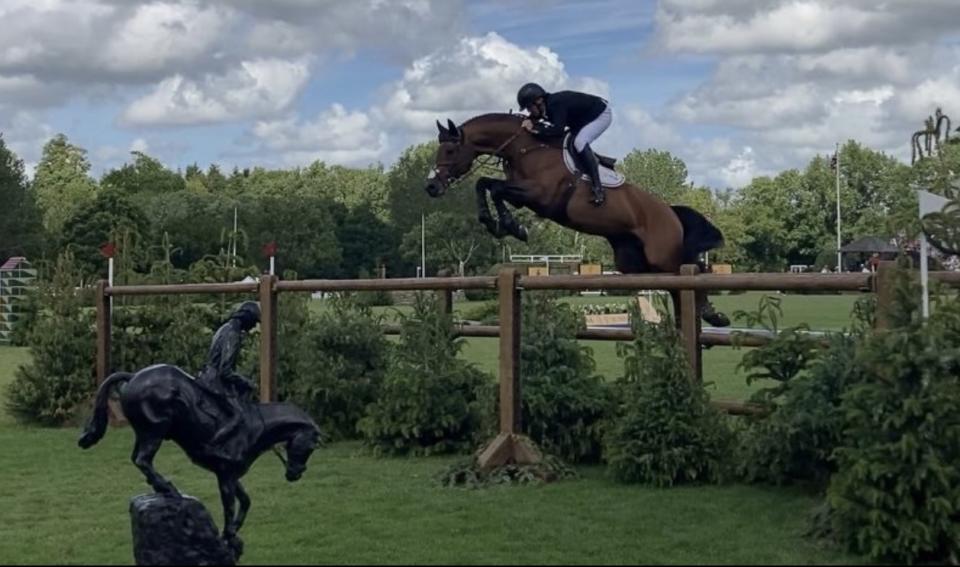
left=574, top=105, right=612, bottom=152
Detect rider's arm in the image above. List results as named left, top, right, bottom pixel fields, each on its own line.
left=532, top=106, right=568, bottom=139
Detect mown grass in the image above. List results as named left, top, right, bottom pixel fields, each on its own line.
left=0, top=290, right=867, bottom=564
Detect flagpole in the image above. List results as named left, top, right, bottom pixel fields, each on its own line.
left=836, top=142, right=842, bottom=272
left=920, top=233, right=930, bottom=318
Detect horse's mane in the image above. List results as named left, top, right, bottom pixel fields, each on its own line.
left=461, top=113, right=523, bottom=128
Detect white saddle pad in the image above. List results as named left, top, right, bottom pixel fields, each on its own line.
left=562, top=134, right=626, bottom=188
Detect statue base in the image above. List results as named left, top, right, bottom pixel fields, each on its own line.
left=130, top=493, right=238, bottom=566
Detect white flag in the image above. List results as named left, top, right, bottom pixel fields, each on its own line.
left=918, top=189, right=951, bottom=218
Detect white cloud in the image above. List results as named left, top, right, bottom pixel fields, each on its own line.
left=250, top=104, right=388, bottom=166
left=122, top=58, right=310, bottom=126
left=373, top=32, right=607, bottom=134
left=655, top=0, right=960, bottom=55
left=102, top=2, right=231, bottom=75
left=719, top=146, right=758, bottom=188
left=649, top=0, right=960, bottom=186
left=0, top=111, right=54, bottom=175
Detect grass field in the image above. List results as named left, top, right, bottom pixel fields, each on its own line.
left=0, top=292, right=866, bottom=564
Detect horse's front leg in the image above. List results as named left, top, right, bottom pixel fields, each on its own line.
left=488, top=181, right=529, bottom=242
left=475, top=177, right=505, bottom=238
left=234, top=480, right=252, bottom=535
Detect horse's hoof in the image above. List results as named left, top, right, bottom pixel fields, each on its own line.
left=702, top=311, right=731, bottom=328
left=225, top=534, right=244, bottom=560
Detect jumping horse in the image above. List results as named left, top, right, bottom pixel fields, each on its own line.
left=424, top=113, right=730, bottom=326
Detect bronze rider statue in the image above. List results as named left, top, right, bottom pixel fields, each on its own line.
left=196, top=301, right=261, bottom=460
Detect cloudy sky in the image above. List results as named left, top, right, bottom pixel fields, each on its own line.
left=1, top=0, right=958, bottom=188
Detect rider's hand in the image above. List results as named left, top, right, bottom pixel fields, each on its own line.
left=521, top=119, right=534, bottom=132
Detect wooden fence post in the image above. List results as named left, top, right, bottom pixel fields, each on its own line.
left=436, top=269, right=453, bottom=316
left=873, top=260, right=897, bottom=329
left=96, top=280, right=111, bottom=388
left=477, top=268, right=541, bottom=469
left=259, top=275, right=278, bottom=403
left=679, top=264, right=703, bottom=382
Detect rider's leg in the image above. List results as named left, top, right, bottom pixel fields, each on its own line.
left=211, top=395, right=244, bottom=446
left=574, top=105, right=612, bottom=206
left=579, top=145, right=605, bottom=206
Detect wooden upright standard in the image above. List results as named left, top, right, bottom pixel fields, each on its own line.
left=258, top=275, right=278, bottom=403
left=678, top=264, right=703, bottom=381
left=476, top=268, right=542, bottom=469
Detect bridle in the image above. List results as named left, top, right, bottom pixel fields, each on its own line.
left=430, top=127, right=524, bottom=188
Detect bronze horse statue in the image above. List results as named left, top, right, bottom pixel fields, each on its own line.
left=424, top=113, right=729, bottom=326
left=78, top=365, right=321, bottom=556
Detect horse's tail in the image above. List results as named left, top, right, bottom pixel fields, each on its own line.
left=78, top=371, right=133, bottom=449
left=672, top=205, right=724, bottom=265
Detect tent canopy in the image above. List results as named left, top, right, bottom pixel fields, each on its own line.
left=840, top=236, right=899, bottom=254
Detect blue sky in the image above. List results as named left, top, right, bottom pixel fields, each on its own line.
left=1, top=0, right=958, bottom=189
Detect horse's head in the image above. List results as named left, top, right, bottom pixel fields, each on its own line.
left=283, top=425, right=320, bottom=482
left=425, top=118, right=477, bottom=198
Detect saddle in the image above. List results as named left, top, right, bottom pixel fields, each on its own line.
left=561, top=133, right=626, bottom=188
left=543, top=134, right=617, bottom=168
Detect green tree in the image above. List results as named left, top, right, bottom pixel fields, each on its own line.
left=617, top=149, right=690, bottom=203
left=141, top=191, right=240, bottom=269
left=386, top=142, right=477, bottom=239
left=0, top=135, right=45, bottom=259
left=100, top=151, right=186, bottom=197
left=242, top=195, right=342, bottom=278
left=401, top=211, right=497, bottom=276
left=335, top=203, right=398, bottom=278
left=32, top=134, right=98, bottom=233
left=59, top=190, right=151, bottom=279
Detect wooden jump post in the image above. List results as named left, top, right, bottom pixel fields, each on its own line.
left=477, top=267, right=542, bottom=469
left=258, top=275, right=279, bottom=402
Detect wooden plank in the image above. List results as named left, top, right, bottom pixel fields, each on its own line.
left=519, top=272, right=872, bottom=291
left=107, top=282, right=258, bottom=296
left=276, top=276, right=496, bottom=292
left=259, top=275, right=278, bottom=403
left=498, top=268, right=521, bottom=435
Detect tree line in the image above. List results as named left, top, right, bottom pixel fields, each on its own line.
left=1, top=128, right=956, bottom=283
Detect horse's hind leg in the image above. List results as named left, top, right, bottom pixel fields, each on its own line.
left=132, top=426, right=179, bottom=496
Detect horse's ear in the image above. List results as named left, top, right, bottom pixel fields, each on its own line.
left=447, top=119, right=460, bottom=140
left=436, top=120, right=448, bottom=137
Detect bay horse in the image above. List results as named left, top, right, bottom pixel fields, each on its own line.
left=424, top=113, right=729, bottom=326
left=78, top=365, right=321, bottom=556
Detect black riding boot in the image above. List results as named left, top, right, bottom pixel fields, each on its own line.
left=579, top=146, right=605, bottom=206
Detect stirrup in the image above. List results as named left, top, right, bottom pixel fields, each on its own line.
left=590, top=185, right=605, bottom=206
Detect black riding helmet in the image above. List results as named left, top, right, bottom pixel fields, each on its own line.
left=517, top=83, right=548, bottom=110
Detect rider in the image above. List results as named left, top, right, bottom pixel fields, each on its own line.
left=197, top=301, right=261, bottom=459
left=517, top=82, right=612, bottom=206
